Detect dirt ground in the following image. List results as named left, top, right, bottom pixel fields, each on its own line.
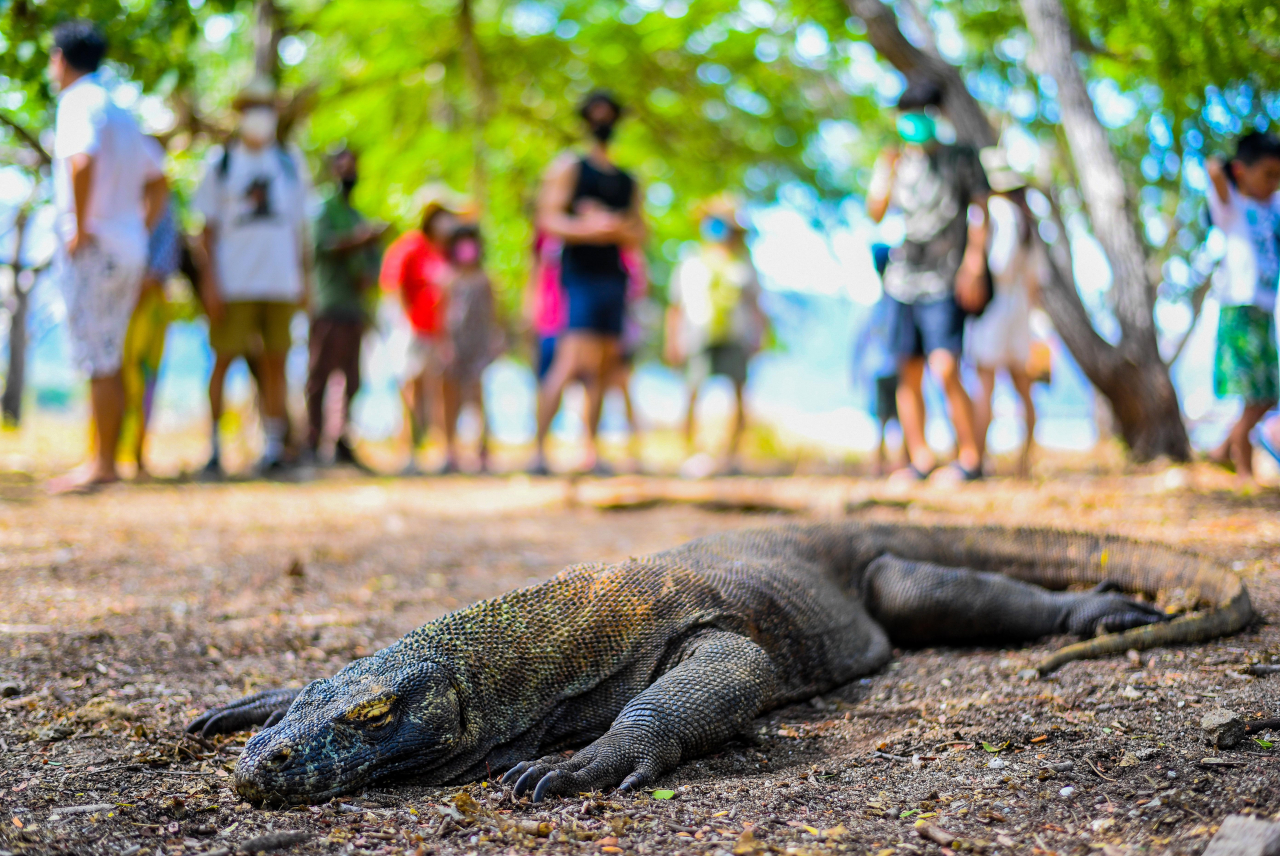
left=0, top=463, right=1278, bottom=856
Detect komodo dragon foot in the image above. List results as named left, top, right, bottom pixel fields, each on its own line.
left=187, top=689, right=301, bottom=738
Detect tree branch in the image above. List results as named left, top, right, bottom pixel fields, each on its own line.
left=0, top=111, right=51, bottom=166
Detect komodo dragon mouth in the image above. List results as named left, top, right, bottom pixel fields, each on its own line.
left=187, top=522, right=1251, bottom=805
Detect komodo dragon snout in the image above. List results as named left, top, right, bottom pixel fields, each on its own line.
left=229, top=658, right=461, bottom=805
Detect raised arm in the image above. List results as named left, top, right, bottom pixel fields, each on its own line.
left=1205, top=158, right=1232, bottom=206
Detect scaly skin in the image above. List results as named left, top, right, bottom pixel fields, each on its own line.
left=187, top=522, right=1251, bottom=805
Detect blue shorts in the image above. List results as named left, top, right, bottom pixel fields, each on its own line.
left=563, top=268, right=627, bottom=337
left=537, top=336, right=557, bottom=381
left=886, top=294, right=965, bottom=359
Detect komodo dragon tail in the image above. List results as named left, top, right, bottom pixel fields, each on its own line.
left=883, top=524, right=1254, bottom=675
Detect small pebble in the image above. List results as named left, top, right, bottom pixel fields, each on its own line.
left=1059, top=787, right=1075, bottom=799
left=1167, top=770, right=1177, bottom=779
left=987, top=758, right=1008, bottom=769
left=1128, top=809, right=1141, bottom=819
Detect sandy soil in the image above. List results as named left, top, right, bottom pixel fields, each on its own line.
left=0, top=465, right=1277, bottom=856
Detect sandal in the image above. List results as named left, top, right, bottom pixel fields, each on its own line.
left=891, top=462, right=935, bottom=482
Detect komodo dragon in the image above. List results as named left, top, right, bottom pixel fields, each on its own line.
left=189, top=522, right=1252, bottom=805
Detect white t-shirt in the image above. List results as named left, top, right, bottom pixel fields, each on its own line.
left=1206, top=183, right=1280, bottom=312
left=53, top=73, right=162, bottom=269
left=193, top=142, right=309, bottom=302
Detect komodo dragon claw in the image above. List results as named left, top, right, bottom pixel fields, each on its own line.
left=186, top=688, right=301, bottom=738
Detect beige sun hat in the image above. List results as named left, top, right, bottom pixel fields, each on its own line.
left=695, top=192, right=749, bottom=231
left=231, top=76, right=281, bottom=111
left=411, top=183, right=474, bottom=224
left=980, top=147, right=1030, bottom=193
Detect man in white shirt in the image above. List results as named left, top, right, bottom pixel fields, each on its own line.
left=46, top=20, right=167, bottom=494
left=193, top=78, right=310, bottom=476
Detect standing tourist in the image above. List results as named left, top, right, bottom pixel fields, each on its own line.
left=1205, top=133, right=1280, bottom=483
left=379, top=190, right=461, bottom=474
left=121, top=136, right=183, bottom=479
left=46, top=21, right=168, bottom=494
left=866, top=79, right=990, bottom=484
left=439, top=224, right=498, bottom=474
left=966, top=151, right=1043, bottom=478
left=193, top=77, right=309, bottom=478
left=852, top=244, right=903, bottom=477
left=306, top=148, right=384, bottom=469
left=665, top=197, right=767, bottom=477
left=531, top=91, right=645, bottom=476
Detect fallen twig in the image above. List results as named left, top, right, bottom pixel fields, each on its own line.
left=54, top=803, right=115, bottom=815
left=915, top=821, right=957, bottom=846
left=1247, top=664, right=1280, bottom=676
left=1085, top=758, right=1116, bottom=781
left=1245, top=718, right=1280, bottom=734
left=872, top=750, right=912, bottom=762
left=201, top=830, right=311, bottom=856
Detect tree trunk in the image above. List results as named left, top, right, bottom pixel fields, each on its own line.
left=254, top=0, right=282, bottom=81
left=845, top=0, right=995, bottom=147
left=844, top=0, right=1191, bottom=462
left=2, top=206, right=30, bottom=426
left=458, top=0, right=494, bottom=214
left=1018, top=0, right=1189, bottom=461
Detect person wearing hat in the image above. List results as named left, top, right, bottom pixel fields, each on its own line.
left=966, top=149, right=1045, bottom=478
left=866, top=78, right=989, bottom=484
left=665, top=195, right=767, bottom=477
left=378, top=186, right=462, bottom=473
left=193, top=76, right=310, bottom=477
left=530, top=90, right=645, bottom=476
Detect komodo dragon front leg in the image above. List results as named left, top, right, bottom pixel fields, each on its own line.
left=502, top=630, right=776, bottom=802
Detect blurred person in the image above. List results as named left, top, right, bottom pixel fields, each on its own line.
left=305, top=147, right=384, bottom=469
left=439, top=224, right=499, bottom=474
left=531, top=91, right=645, bottom=476
left=194, top=77, right=309, bottom=478
left=966, top=150, right=1044, bottom=479
left=1205, top=132, right=1280, bottom=482
left=379, top=190, right=461, bottom=474
left=665, top=196, right=767, bottom=477
left=851, top=244, right=902, bottom=477
left=524, top=230, right=565, bottom=384
left=45, top=20, right=168, bottom=495
left=121, top=136, right=183, bottom=479
left=866, top=79, right=990, bottom=484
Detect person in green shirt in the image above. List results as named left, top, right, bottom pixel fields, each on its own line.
left=306, top=147, right=384, bottom=467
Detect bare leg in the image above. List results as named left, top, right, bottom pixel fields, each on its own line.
left=582, top=336, right=617, bottom=469
left=973, top=366, right=997, bottom=464
left=928, top=348, right=981, bottom=474
left=895, top=357, right=934, bottom=475
left=1230, top=401, right=1276, bottom=481
left=441, top=376, right=461, bottom=471
left=535, top=334, right=590, bottom=470
left=683, top=384, right=700, bottom=458
left=1008, top=365, right=1037, bottom=479
left=48, top=371, right=127, bottom=494
left=473, top=382, right=491, bottom=472
left=725, top=379, right=747, bottom=471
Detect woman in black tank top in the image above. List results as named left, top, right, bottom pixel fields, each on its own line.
left=562, top=157, right=636, bottom=276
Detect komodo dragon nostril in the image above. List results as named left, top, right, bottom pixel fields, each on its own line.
left=266, top=747, right=291, bottom=768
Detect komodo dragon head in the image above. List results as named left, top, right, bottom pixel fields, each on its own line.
left=233, top=652, right=462, bottom=804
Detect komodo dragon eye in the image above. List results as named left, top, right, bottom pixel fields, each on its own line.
left=344, top=698, right=395, bottom=729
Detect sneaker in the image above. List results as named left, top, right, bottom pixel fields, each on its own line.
left=588, top=458, right=616, bottom=478
left=257, top=454, right=293, bottom=480
left=196, top=455, right=223, bottom=482
left=526, top=455, right=552, bottom=477
left=333, top=437, right=373, bottom=473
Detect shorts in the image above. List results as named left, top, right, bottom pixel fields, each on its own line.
left=874, top=374, right=899, bottom=424
left=403, top=332, right=439, bottom=380
left=209, top=300, right=295, bottom=357
left=688, top=342, right=750, bottom=387
left=564, top=268, right=627, bottom=337
left=537, top=336, right=557, bottom=381
left=1215, top=305, right=1279, bottom=405
left=886, top=294, right=965, bottom=359
left=57, top=244, right=144, bottom=377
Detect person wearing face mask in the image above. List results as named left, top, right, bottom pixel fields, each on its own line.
left=866, top=78, right=990, bottom=485
left=530, top=91, right=646, bottom=476
left=193, top=77, right=311, bottom=478
left=304, top=147, right=386, bottom=469
left=438, top=224, right=499, bottom=474
left=665, top=195, right=767, bottom=477
left=44, top=20, right=169, bottom=495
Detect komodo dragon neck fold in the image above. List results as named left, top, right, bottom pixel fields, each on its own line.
left=187, top=522, right=1251, bottom=806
